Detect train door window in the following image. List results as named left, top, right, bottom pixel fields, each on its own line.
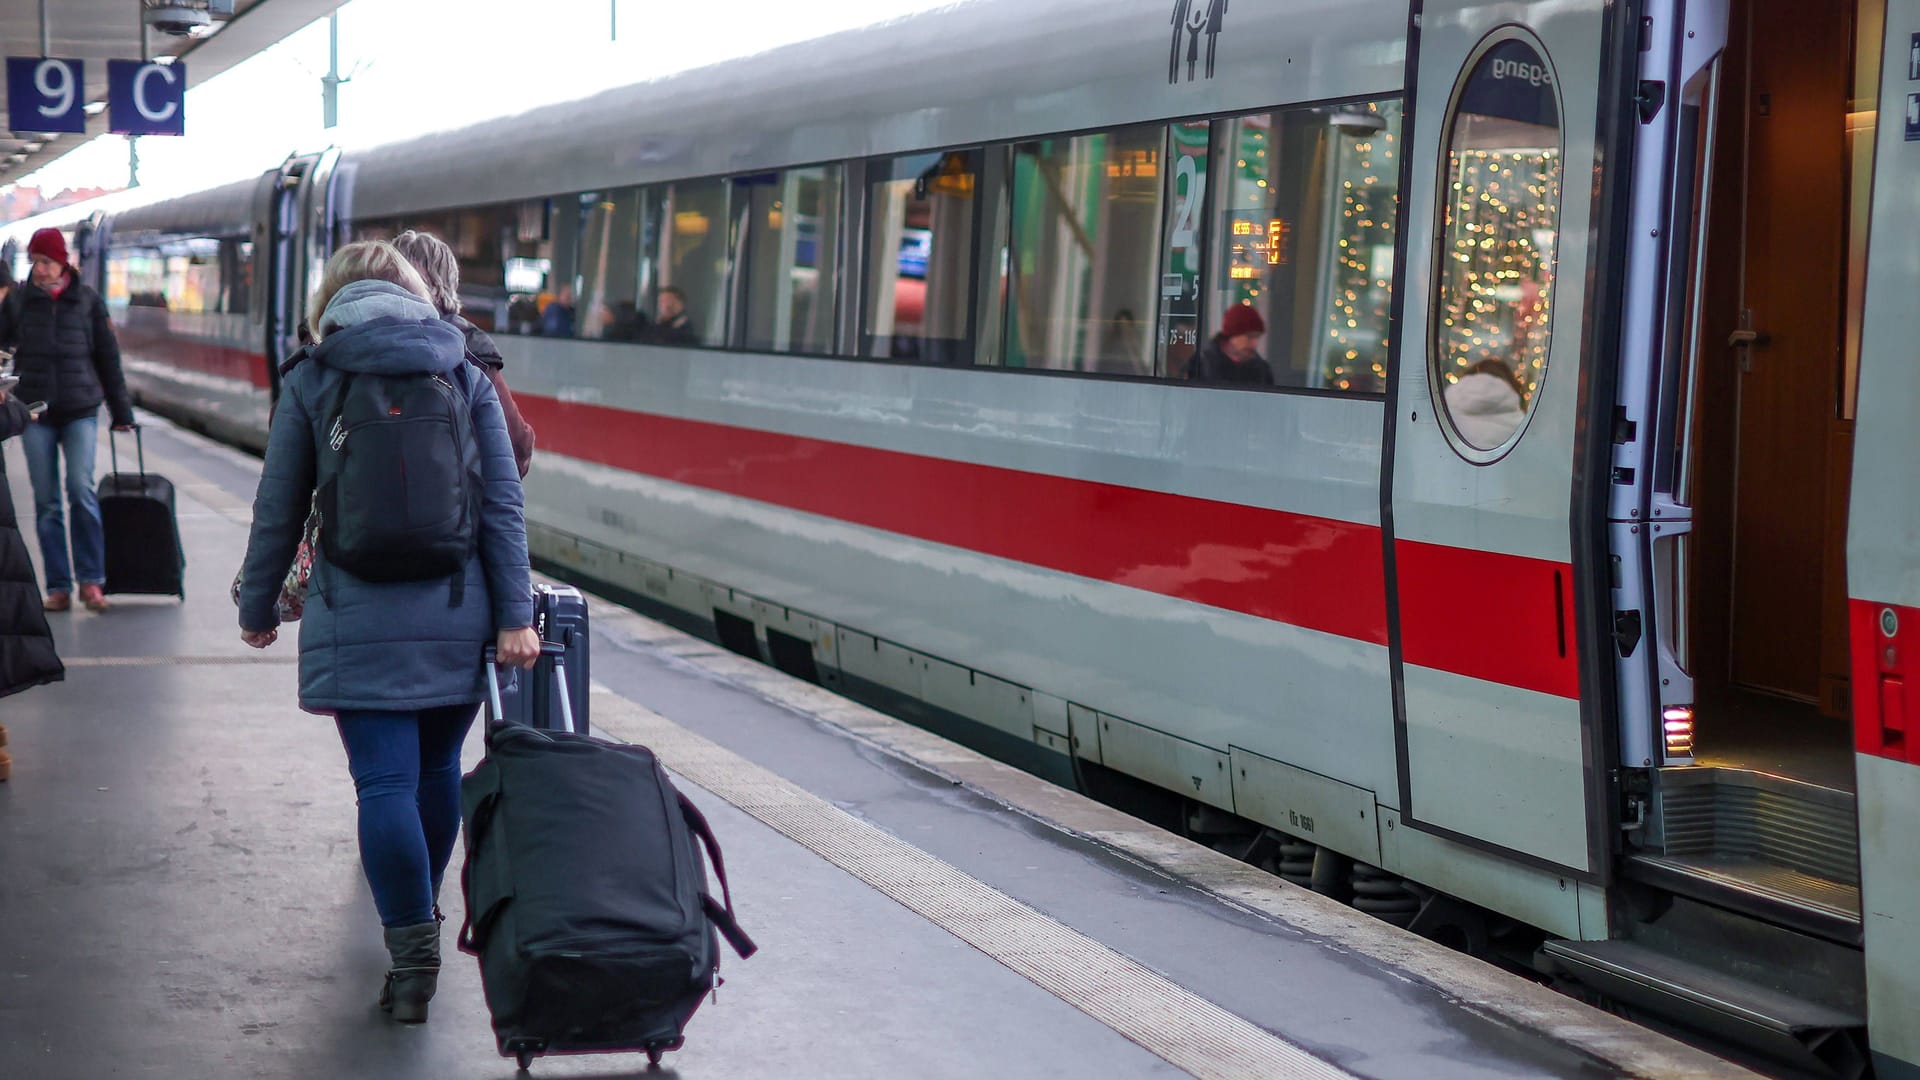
left=1004, top=124, right=1166, bottom=376
left=739, top=165, right=844, bottom=355
left=1197, top=99, right=1401, bottom=391
left=1157, top=120, right=1211, bottom=378
left=863, top=149, right=981, bottom=365
left=221, top=237, right=253, bottom=316
left=577, top=187, right=647, bottom=341
left=1431, top=36, right=1562, bottom=454
left=642, top=177, right=732, bottom=348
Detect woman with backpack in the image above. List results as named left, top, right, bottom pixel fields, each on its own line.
left=235, top=240, right=541, bottom=1024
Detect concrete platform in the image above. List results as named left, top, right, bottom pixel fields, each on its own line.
left=0, top=415, right=1761, bottom=1079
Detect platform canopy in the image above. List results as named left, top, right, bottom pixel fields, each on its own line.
left=0, top=0, right=345, bottom=186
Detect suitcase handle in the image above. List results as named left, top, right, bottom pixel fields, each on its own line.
left=108, top=424, right=145, bottom=483
left=483, top=642, right=575, bottom=734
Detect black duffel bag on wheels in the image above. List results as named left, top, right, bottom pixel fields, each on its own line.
left=459, top=644, right=757, bottom=1071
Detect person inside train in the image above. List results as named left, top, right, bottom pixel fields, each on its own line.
left=539, top=283, right=576, bottom=338
left=1185, top=303, right=1275, bottom=386
left=1441, top=358, right=1528, bottom=449
left=650, top=286, right=698, bottom=346
left=0, top=228, right=137, bottom=613
left=235, top=240, right=542, bottom=1026
left=391, top=230, right=536, bottom=478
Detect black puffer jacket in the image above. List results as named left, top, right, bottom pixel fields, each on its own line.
left=0, top=396, right=64, bottom=699
left=0, top=273, right=136, bottom=427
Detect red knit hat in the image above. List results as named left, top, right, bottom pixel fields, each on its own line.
left=1221, top=303, right=1266, bottom=339
left=27, top=228, right=68, bottom=267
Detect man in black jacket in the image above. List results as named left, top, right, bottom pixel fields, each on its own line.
left=0, top=228, right=135, bottom=613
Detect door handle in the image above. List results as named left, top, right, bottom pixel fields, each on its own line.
left=1727, top=328, right=1770, bottom=347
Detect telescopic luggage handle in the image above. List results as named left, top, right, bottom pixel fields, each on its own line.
left=108, top=423, right=146, bottom=484
left=484, top=642, right=575, bottom=734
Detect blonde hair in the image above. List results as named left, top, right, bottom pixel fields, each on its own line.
left=307, top=240, right=432, bottom=340
left=390, top=230, right=462, bottom=315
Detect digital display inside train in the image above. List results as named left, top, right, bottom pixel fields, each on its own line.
left=1221, top=211, right=1291, bottom=281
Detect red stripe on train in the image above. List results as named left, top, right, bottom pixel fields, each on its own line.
left=118, top=321, right=270, bottom=389
left=514, top=392, right=1578, bottom=700
left=1395, top=540, right=1581, bottom=700
left=1852, top=599, right=1920, bottom=764
left=512, top=392, right=1390, bottom=645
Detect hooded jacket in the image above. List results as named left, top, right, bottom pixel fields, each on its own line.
left=0, top=271, right=135, bottom=427
left=0, top=396, right=63, bottom=699
left=237, top=281, right=533, bottom=713
left=1442, top=371, right=1527, bottom=450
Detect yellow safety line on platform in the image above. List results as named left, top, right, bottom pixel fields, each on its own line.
left=589, top=686, right=1358, bottom=1080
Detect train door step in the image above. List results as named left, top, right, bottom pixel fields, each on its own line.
left=1541, top=938, right=1866, bottom=1075
left=1633, top=766, right=1860, bottom=943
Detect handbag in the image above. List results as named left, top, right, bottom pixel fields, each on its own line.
left=231, top=502, right=320, bottom=622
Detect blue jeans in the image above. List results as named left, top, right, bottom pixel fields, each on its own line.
left=20, top=413, right=103, bottom=594
left=336, top=705, right=479, bottom=929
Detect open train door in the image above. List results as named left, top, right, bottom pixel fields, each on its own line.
left=1383, top=0, right=1650, bottom=882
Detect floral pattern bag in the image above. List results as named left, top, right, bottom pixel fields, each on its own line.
left=231, top=501, right=320, bottom=622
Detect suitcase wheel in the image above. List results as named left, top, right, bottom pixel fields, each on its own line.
left=516, top=1049, right=535, bottom=1071
left=647, top=1046, right=664, bottom=1068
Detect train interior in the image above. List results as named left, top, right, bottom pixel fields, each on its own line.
left=1582, top=0, right=1882, bottom=1059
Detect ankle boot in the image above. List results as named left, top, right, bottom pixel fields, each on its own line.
left=378, top=922, right=441, bottom=1023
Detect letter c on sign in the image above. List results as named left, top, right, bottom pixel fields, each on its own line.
left=133, top=64, right=179, bottom=123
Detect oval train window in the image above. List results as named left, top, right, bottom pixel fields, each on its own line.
left=1433, top=33, right=1564, bottom=455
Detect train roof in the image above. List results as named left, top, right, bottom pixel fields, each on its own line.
left=341, top=0, right=1406, bottom=219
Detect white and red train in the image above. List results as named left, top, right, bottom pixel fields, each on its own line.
left=11, top=0, right=1916, bottom=1072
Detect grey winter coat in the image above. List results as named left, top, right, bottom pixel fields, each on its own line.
left=237, top=281, right=533, bottom=713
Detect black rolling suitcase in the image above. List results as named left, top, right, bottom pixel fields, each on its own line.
left=495, top=583, right=590, bottom=735
left=460, top=645, right=757, bottom=1071
left=98, top=427, right=185, bottom=598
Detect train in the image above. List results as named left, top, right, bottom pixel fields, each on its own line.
left=6, top=0, right=1914, bottom=1073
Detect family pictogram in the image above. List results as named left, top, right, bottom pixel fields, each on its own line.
left=1169, top=0, right=1229, bottom=83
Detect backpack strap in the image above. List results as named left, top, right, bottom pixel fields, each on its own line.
left=678, top=791, right=758, bottom=959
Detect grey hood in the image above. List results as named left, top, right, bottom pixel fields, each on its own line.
left=311, top=280, right=467, bottom=376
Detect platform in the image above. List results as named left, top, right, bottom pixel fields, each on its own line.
left=0, top=415, right=1762, bottom=1079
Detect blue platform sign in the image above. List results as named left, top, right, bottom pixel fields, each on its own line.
left=6, top=57, right=86, bottom=134
left=108, top=60, right=185, bottom=136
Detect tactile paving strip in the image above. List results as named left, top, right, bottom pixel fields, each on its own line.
left=592, top=686, right=1356, bottom=1080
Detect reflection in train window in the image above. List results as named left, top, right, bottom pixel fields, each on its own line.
left=1196, top=100, right=1401, bottom=391
left=1434, top=36, right=1562, bottom=452
left=739, top=165, right=843, bottom=355
left=577, top=188, right=646, bottom=341
left=864, top=149, right=980, bottom=365
left=1004, top=125, right=1166, bottom=376
left=644, top=178, right=732, bottom=348
left=1157, top=120, right=1211, bottom=378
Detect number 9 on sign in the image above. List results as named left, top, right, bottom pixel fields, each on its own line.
left=6, top=57, right=86, bottom=134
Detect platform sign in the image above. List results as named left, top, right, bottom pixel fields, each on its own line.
left=6, top=58, right=87, bottom=134
left=108, top=60, right=185, bottom=136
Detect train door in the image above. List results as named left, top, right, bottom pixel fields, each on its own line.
left=1838, top=0, right=1920, bottom=1073
left=1605, top=0, right=1884, bottom=952
left=1385, top=0, right=1647, bottom=881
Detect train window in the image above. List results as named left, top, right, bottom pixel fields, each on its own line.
left=738, top=165, right=843, bottom=355
left=1433, top=36, right=1562, bottom=453
left=1194, top=100, right=1401, bottom=391
left=355, top=200, right=556, bottom=336
left=863, top=149, right=982, bottom=365
left=640, top=178, right=733, bottom=348
left=1004, top=125, right=1165, bottom=376
left=576, top=188, right=647, bottom=341
left=1157, top=120, right=1211, bottom=377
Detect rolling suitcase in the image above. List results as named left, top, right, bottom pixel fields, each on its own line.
left=495, top=583, right=590, bottom=735
left=460, top=645, right=757, bottom=1072
left=98, top=426, right=185, bottom=598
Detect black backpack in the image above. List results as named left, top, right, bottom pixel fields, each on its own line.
left=314, top=365, right=480, bottom=586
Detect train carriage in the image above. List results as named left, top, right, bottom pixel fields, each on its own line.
left=12, top=0, right=1915, bottom=1072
